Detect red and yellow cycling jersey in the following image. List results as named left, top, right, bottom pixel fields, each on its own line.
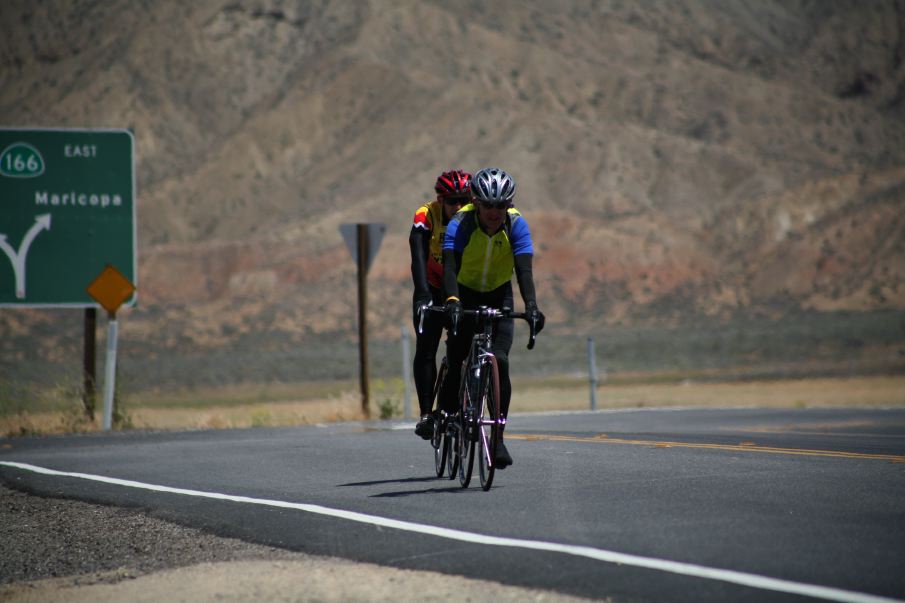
left=412, top=199, right=447, bottom=289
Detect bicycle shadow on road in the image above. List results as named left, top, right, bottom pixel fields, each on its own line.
left=337, top=476, right=474, bottom=497
left=338, top=476, right=439, bottom=487
left=369, top=485, right=469, bottom=497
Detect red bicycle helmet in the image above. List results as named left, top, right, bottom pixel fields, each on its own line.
left=435, top=170, right=472, bottom=197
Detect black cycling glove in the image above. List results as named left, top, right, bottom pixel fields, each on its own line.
left=413, top=292, right=432, bottom=322
left=525, top=300, right=545, bottom=335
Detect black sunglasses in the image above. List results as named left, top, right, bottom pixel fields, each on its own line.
left=477, top=200, right=509, bottom=210
left=443, top=196, right=469, bottom=206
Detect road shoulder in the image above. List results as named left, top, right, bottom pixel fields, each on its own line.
left=0, top=485, right=599, bottom=602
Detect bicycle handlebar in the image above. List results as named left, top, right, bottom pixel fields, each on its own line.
left=416, top=304, right=444, bottom=335
left=417, top=304, right=538, bottom=350
left=501, top=309, right=538, bottom=350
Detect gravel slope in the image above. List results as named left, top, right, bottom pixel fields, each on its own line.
left=0, top=484, right=599, bottom=602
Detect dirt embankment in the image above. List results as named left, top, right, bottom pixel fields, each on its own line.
left=0, top=484, right=597, bottom=602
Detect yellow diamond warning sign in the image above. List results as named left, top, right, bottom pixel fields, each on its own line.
left=86, top=264, right=135, bottom=316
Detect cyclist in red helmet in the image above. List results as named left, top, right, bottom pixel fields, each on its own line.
left=410, top=169, right=472, bottom=439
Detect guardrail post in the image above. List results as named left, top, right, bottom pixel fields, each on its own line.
left=588, top=337, right=599, bottom=411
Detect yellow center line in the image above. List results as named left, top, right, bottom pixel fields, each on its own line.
left=506, top=433, right=905, bottom=462
left=730, top=429, right=905, bottom=439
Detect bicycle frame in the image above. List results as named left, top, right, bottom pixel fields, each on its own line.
left=460, top=308, right=504, bottom=438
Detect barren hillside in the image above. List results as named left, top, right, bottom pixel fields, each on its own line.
left=1, top=0, right=904, bottom=389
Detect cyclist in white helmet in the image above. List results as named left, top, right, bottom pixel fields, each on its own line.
left=441, top=167, right=545, bottom=468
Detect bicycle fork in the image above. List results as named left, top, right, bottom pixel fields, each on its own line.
left=476, top=353, right=505, bottom=465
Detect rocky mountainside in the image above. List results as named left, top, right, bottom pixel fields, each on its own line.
left=1, top=0, right=904, bottom=387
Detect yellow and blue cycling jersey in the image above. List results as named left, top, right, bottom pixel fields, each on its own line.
left=443, top=204, right=534, bottom=292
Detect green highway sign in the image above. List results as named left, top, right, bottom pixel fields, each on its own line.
left=0, top=128, right=136, bottom=307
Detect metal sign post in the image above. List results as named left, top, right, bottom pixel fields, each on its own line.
left=339, top=223, right=385, bottom=418
left=101, top=316, right=119, bottom=430
left=86, top=264, right=136, bottom=430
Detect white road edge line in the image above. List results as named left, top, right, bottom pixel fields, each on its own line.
left=1, top=460, right=899, bottom=603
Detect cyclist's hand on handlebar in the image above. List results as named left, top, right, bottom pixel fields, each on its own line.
left=444, top=298, right=463, bottom=335
left=526, top=301, right=545, bottom=335
left=413, top=293, right=432, bottom=321
left=414, top=295, right=433, bottom=335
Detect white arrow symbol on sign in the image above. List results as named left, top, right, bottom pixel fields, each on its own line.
left=0, top=213, right=52, bottom=299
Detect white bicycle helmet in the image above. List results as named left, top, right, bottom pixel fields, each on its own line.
left=471, top=168, right=515, bottom=207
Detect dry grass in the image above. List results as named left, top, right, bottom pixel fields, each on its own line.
left=511, top=375, right=905, bottom=413
left=0, top=390, right=367, bottom=436
left=2, top=375, right=903, bottom=437
left=129, top=391, right=367, bottom=430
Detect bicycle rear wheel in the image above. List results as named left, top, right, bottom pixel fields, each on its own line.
left=446, top=423, right=459, bottom=479
left=478, top=356, right=502, bottom=491
left=459, top=422, right=474, bottom=488
left=431, top=360, right=449, bottom=477
left=433, top=417, right=447, bottom=477
left=430, top=358, right=448, bottom=416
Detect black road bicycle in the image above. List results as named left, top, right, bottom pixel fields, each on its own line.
left=417, top=306, right=457, bottom=480
left=418, top=305, right=537, bottom=491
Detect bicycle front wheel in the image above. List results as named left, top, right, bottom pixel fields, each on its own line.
left=477, top=356, right=502, bottom=491
left=458, top=375, right=475, bottom=488
left=431, top=360, right=449, bottom=477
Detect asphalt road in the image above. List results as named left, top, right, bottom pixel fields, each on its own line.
left=2, top=406, right=904, bottom=602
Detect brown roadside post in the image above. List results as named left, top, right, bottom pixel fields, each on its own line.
left=83, top=308, right=97, bottom=420
left=339, top=223, right=386, bottom=419
left=356, top=224, right=370, bottom=417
